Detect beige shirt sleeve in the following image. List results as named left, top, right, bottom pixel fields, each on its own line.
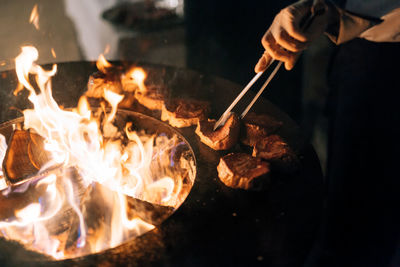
left=325, top=5, right=400, bottom=44
left=360, top=8, right=400, bottom=42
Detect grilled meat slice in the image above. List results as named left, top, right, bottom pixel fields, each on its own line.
left=161, top=98, right=210, bottom=128
left=135, top=84, right=168, bottom=111
left=241, top=112, right=282, bottom=146
left=252, top=134, right=300, bottom=173
left=217, top=153, right=270, bottom=190
left=195, top=113, right=240, bottom=150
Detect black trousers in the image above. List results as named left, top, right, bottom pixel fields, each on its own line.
left=321, top=38, right=400, bottom=266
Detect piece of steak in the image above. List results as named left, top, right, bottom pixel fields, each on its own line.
left=252, top=134, right=300, bottom=173
left=135, top=84, right=168, bottom=111
left=217, top=153, right=270, bottom=190
left=241, top=112, right=282, bottom=146
left=195, top=113, right=240, bottom=150
left=161, top=98, right=210, bottom=128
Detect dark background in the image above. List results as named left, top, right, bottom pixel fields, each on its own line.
left=184, top=0, right=304, bottom=123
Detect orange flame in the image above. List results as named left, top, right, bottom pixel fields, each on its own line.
left=51, top=48, right=57, bottom=58
left=130, top=67, right=146, bottom=84
left=29, top=4, right=40, bottom=30
left=0, top=46, right=195, bottom=259
left=124, top=67, right=147, bottom=92
left=0, top=134, right=6, bottom=178
left=96, top=54, right=112, bottom=74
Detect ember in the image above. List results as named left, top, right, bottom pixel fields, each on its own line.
left=0, top=46, right=195, bottom=259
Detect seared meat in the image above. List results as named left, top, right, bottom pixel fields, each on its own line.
left=252, top=134, right=300, bottom=173
left=135, top=84, right=168, bottom=111
left=161, top=98, right=210, bottom=128
left=241, top=112, right=282, bottom=146
left=217, top=153, right=270, bottom=190
left=195, top=113, right=240, bottom=150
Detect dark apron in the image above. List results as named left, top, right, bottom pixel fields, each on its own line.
left=323, top=38, right=400, bottom=266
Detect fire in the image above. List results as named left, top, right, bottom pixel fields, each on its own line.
left=130, top=68, right=146, bottom=84
left=15, top=203, right=41, bottom=223
left=0, top=134, right=6, bottom=177
left=29, top=4, right=39, bottom=30
left=96, top=54, right=112, bottom=74
left=124, top=67, right=147, bottom=92
left=0, top=46, right=195, bottom=259
left=104, top=89, right=124, bottom=122
left=51, top=48, right=57, bottom=58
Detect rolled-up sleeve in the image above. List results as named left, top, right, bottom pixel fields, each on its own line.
left=325, top=4, right=380, bottom=44
left=360, top=8, right=400, bottom=42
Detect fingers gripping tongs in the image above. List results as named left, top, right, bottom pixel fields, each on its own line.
left=213, top=0, right=325, bottom=130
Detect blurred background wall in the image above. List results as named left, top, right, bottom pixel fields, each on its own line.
left=0, top=0, right=82, bottom=71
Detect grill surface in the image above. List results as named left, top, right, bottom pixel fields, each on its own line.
left=0, top=62, right=323, bottom=266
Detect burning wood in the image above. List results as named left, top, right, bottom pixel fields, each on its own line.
left=85, top=56, right=140, bottom=110
left=78, top=182, right=174, bottom=226
left=3, top=129, right=52, bottom=184
left=0, top=46, right=196, bottom=260
left=85, top=58, right=169, bottom=113
left=86, top=70, right=123, bottom=98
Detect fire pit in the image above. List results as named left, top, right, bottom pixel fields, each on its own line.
left=0, top=58, right=323, bottom=266
left=0, top=108, right=196, bottom=259
left=0, top=48, right=197, bottom=260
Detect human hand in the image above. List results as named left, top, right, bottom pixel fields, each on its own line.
left=255, top=0, right=333, bottom=71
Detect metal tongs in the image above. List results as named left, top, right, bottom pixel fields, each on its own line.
left=213, top=60, right=282, bottom=130
left=213, top=0, right=325, bottom=130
